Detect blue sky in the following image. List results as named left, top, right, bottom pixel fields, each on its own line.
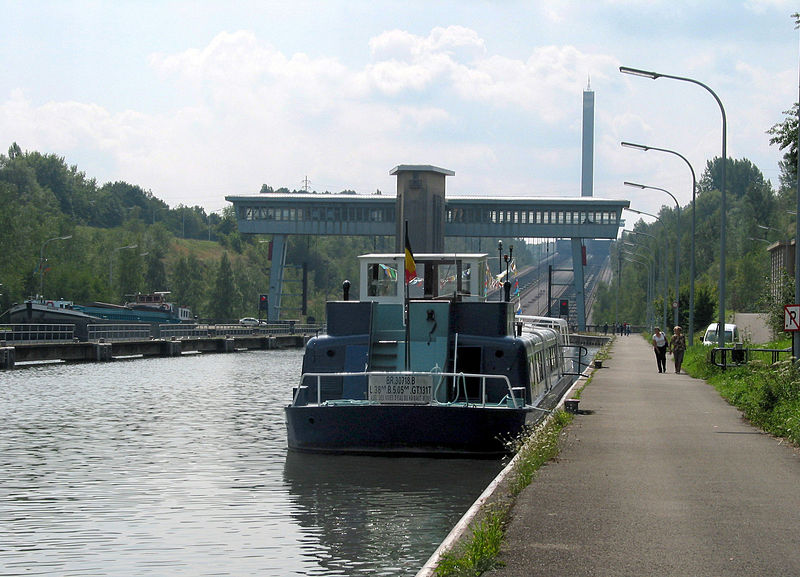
left=2, top=1, right=798, bottom=222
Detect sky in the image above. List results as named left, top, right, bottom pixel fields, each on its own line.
left=2, top=0, right=799, bottom=223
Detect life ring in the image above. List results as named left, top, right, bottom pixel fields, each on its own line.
left=46, top=301, right=55, bottom=308
left=160, top=304, right=169, bottom=311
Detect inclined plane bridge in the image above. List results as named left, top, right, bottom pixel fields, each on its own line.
left=226, top=165, right=629, bottom=329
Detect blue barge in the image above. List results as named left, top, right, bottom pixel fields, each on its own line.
left=285, top=253, right=575, bottom=456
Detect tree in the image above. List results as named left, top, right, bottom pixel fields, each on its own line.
left=207, top=253, right=240, bottom=322
left=767, top=104, right=798, bottom=184
left=697, top=157, right=768, bottom=200
left=692, top=283, right=717, bottom=338
left=144, top=253, right=168, bottom=293
left=171, top=253, right=206, bottom=317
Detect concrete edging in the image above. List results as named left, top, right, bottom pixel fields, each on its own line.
left=414, top=364, right=596, bottom=577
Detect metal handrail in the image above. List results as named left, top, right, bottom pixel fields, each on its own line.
left=0, top=324, right=75, bottom=343
left=711, top=346, right=793, bottom=369
left=87, top=324, right=151, bottom=342
left=296, top=370, right=517, bottom=408
left=561, top=344, right=590, bottom=376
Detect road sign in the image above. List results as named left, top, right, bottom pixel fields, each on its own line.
left=785, top=304, right=800, bottom=332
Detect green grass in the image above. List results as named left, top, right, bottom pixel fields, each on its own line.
left=433, top=410, right=573, bottom=576
left=683, top=338, right=800, bottom=445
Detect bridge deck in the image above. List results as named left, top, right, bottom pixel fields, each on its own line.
left=225, top=194, right=629, bottom=239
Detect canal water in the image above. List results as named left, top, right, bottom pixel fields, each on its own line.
left=0, top=350, right=503, bottom=576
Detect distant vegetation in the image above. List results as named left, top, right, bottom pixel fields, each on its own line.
left=590, top=153, right=797, bottom=340
left=4, top=92, right=797, bottom=328
left=0, top=143, right=540, bottom=323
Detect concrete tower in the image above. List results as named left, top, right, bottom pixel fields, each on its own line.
left=581, top=80, right=595, bottom=197
left=391, top=165, right=454, bottom=253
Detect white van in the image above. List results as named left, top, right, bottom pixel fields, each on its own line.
left=702, top=323, right=741, bottom=346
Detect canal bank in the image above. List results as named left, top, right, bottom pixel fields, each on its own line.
left=0, top=333, right=310, bottom=369
left=475, top=335, right=800, bottom=576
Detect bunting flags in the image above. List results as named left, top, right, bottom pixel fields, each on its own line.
left=404, top=229, right=416, bottom=284
left=379, top=263, right=397, bottom=281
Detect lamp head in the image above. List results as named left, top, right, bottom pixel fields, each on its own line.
left=620, top=66, right=661, bottom=79
left=621, top=141, right=649, bottom=152
left=624, top=181, right=647, bottom=190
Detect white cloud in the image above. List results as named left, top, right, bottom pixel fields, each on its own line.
left=1, top=5, right=794, bottom=216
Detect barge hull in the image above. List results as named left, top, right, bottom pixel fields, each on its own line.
left=285, top=404, right=539, bottom=457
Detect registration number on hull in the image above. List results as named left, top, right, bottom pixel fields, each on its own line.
left=368, top=374, right=434, bottom=404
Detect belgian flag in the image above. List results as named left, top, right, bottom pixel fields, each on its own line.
left=404, top=227, right=416, bottom=284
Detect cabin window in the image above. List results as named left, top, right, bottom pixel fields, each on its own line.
left=367, top=263, right=398, bottom=297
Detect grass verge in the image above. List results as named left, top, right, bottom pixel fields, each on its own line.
left=433, top=410, right=574, bottom=576
left=682, top=338, right=800, bottom=445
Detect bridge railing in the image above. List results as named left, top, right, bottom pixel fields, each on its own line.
left=1, top=322, right=325, bottom=343
left=0, top=324, right=76, bottom=343
left=87, top=324, right=151, bottom=342
left=158, top=324, right=211, bottom=339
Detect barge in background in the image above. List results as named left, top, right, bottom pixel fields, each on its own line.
left=285, top=252, right=578, bottom=457
left=6, top=292, right=193, bottom=341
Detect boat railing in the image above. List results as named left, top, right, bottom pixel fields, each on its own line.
left=87, top=324, right=151, bottom=342
left=560, top=343, right=590, bottom=376
left=295, top=371, right=523, bottom=408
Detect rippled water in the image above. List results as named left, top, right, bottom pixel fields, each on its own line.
left=0, top=350, right=502, bottom=576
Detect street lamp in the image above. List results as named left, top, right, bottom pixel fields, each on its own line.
left=624, top=208, right=669, bottom=328
left=621, top=252, right=654, bottom=330
left=620, top=65, right=727, bottom=349
left=39, top=235, right=72, bottom=297
left=622, top=231, right=659, bottom=329
left=624, top=181, right=681, bottom=328
left=621, top=141, right=698, bottom=344
left=109, top=244, right=138, bottom=292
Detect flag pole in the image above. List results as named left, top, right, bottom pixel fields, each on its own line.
left=404, top=220, right=411, bottom=371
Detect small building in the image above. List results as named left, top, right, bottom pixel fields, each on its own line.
left=767, top=239, right=796, bottom=302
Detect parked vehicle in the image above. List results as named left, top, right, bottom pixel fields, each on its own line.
left=702, top=323, right=741, bottom=346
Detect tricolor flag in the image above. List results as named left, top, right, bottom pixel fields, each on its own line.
left=404, top=229, right=416, bottom=284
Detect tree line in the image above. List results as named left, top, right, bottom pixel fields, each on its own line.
left=0, top=144, right=542, bottom=323
left=591, top=141, right=798, bottom=338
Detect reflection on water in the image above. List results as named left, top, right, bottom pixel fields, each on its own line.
left=0, top=350, right=502, bottom=576
left=283, top=453, right=501, bottom=576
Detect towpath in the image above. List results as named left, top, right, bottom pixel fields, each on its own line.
left=487, top=334, right=800, bottom=576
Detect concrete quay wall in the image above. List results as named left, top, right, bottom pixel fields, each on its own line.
left=1, top=334, right=308, bottom=369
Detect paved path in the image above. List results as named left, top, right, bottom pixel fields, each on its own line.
left=488, top=335, right=800, bottom=576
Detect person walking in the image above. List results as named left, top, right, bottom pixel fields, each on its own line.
left=652, top=327, right=669, bottom=373
left=670, top=325, right=687, bottom=374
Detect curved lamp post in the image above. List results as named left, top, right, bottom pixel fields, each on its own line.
left=624, top=181, right=681, bottom=328
left=621, top=244, right=655, bottom=329
left=621, top=141, right=697, bottom=343
left=620, top=65, right=727, bottom=349
left=625, top=207, right=669, bottom=328
left=621, top=252, right=654, bottom=330
left=39, top=235, right=72, bottom=297
left=622, top=231, right=659, bottom=330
